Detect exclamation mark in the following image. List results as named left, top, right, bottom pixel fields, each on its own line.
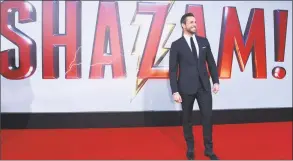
left=272, top=10, right=288, bottom=79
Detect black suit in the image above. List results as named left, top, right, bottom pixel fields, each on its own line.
left=169, top=35, right=219, bottom=154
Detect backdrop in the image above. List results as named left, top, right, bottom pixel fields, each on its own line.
left=1, top=1, right=292, bottom=114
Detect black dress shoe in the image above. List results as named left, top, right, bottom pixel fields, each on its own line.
left=186, top=151, right=194, bottom=160
left=204, top=153, right=219, bottom=160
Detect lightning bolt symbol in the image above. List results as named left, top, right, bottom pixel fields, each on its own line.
left=130, top=1, right=175, bottom=102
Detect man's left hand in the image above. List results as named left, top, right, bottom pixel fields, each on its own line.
left=212, top=83, right=219, bottom=94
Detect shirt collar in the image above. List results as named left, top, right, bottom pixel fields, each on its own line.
left=183, top=34, right=197, bottom=42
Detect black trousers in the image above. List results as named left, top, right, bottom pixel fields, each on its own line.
left=180, top=82, right=213, bottom=154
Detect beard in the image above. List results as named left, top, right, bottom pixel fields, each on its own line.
left=186, top=27, right=196, bottom=34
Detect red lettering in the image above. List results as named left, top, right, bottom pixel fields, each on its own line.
left=0, top=1, right=37, bottom=80
left=136, top=2, right=170, bottom=79
left=274, top=10, right=288, bottom=62
left=186, top=4, right=206, bottom=37
left=217, top=7, right=267, bottom=79
left=42, top=1, right=82, bottom=79
left=89, top=1, right=126, bottom=79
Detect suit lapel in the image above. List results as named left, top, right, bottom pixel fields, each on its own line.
left=181, top=37, right=191, bottom=52
left=181, top=37, right=193, bottom=56
left=180, top=36, right=203, bottom=62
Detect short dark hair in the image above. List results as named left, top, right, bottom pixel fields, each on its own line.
left=180, top=13, right=194, bottom=24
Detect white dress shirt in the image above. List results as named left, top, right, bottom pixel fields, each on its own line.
left=183, top=34, right=199, bottom=57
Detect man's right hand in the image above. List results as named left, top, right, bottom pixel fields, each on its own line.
left=173, top=92, right=182, bottom=103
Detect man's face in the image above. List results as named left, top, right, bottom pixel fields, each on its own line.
left=182, top=16, right=197, bottom=34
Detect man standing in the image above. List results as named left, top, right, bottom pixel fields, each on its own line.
left=169, top=13, right=220, bottom=160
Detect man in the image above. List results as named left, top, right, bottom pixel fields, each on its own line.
left=169, top=13, right=220, bottom=160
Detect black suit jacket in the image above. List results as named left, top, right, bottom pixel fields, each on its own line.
left=169, top=35, right=219, bottom=94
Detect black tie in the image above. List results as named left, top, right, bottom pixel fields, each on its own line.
left=190, top=37, right=198, bottom=62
